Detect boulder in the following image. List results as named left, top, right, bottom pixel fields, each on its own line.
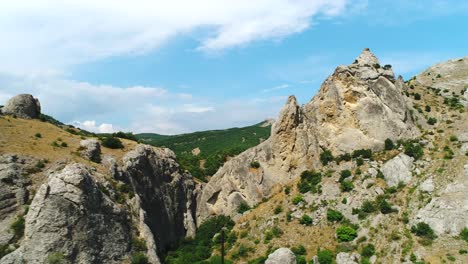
left=419, top=178, right=434, bottom=193
left=0, top=164, right=132, bottom=263
left=79, top=139, right=101, bottom=163
left=381, top=153, right=413, bottom=187
left=336, top=252, right=361, bottom=264
left=265, top=248, right=296, bottom=264
left=1, top=94, right=41, bottom=119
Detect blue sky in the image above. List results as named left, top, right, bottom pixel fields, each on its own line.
left=0, top=0, right=467, bottom=134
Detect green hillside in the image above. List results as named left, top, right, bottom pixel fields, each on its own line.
left=136, top=121, right=272, bottom=181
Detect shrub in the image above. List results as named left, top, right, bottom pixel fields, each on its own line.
left=11, top=215, right=25, bottom=238
left=296, top=255, right=306, bottom=264
left=35, top=133, right=42, bottom=138
left=132, top=237, right=147, bottom=252
left=317, top=249, right=334, bottom=264
left=101, top=137, right=124, bottom=149
left=320, top=149, right=334, bottom=165
left=352, top=149, right=372, bottom=159
left=340, top=181, right=354, bottom=192
left=237, top=202, right=251, bottom=214
left=292, top=195, right=304, bottom=205
left=36, top=160, right=45, bottom=169
left=378, top=198, right=395, bottom=214
left=339, top=170, right=352, bottom=182
left=449, top=135, right=458, bottom=142
left=60, top=142, right=68, bottom=147
left=327, top=209, right=344, bottom=223
left=361, top=200, right=376, bottom=213
left=411, top=222, right=437, bottom=240
left=291, top=245, right=306, bottom=255
left=284, top=186, right=291, bottom=195
left=404, top=142, right=424, bottom=160
left=414, top=93, right=421, bottom=100
left=47, top=252, right=65, bottom=264
left=361, top=244, right=375, bottom=257
left=250, top=161, right=260, bottom=169
left=460, top=228, right=468, bottom=242
left=297, top=170, right=322, bottom=193
left=427, top=117, right=437, bottom=125
left=336, top=226, right=358, bottom=242
left=384, top=138, right=394, bottom=150
left=300, top=214, right=313, bottom=226
left=425, top=105, right=431, bottom=112
left=131, top=252, right=149, bottom=264
left=356, top=157, right=364, bottom=166
left=274, top=205, right=283, bottom=214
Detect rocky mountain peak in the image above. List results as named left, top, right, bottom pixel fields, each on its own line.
left=272, top=95, right=301, bottom=135
left=355, top=48, right=379, bottom=66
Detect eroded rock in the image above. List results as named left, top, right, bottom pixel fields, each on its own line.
left=265, top=248, right=296, bottom=264
left=1, top=94, right=41, bottom=119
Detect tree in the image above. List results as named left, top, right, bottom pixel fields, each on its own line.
left=336, top=226, right=358, bottom=242
left=384, top=138, right=394, bottom=150
left=317, top=249, right=334, bottom=264
left=101, top=137, right=124, bottom=149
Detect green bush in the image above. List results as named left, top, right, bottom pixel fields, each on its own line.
left=35, top=133, right=42, bottom=138
left=47, top=252, right=65, bottom=264
left=327, top=209, right=344, bottom=223
left=378, top=198, right=395, bottom=214
left=361, top=200, right=377, bottom=213
left=300, top=215, right=313, bottom=226
left=296, top=255, right=306, bottom=264
left=291, top=245, right=306, bottom=255
left=356, top=157, right=364, bottom=166
left=340, top=181, right=354, bottom=192
left=250, top=161, right=260, bottom=169
left=101, top=137, right=124, bottom=149
left=60, top=142, right=68, bottom=147
left=449, top=135, right=458, bottom=142
left=425, top=105, right=431, bottom=112
left=131, top=252, right=149, bottom=264
left=352, top=149, right=372, bottom=159
left=237, top=202, right=251, bottom=214
left=320, top=149, right=334, bottom=165
left=297, top=170, right=322, bottom=193
left=361, top=244, right=375, bottom=257
left=336, top=226, right=358, bottom=242
left=460, top=228, right=468, bottom=242
left=292, top=195, right=304, bottom=205
left=384, top=138, right=394, bottom=150
left=427, top=117, right=437, bottom=125
left=411, top=222, right=437, bottom=240
left=339, top=170, right=352, bottom=182
left=131, top=237, right=147, bottom=252
left=274, top=205, right=283, bottom=214
left=317, top=249, right=334, bottom=264
left=11, top=216, right=25, bottom=238
left=404, top=142, right=424, bottom=160
left=414, top=93, right=421, bottom=100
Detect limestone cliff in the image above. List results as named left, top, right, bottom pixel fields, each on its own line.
left=197, top=49, right=420, bottom=222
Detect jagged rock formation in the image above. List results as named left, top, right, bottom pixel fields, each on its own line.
left=381, top=153, right=413, bottom=187
left=0, top=164, right=132, bottom=264
left=1, top=94, right=41, bottom=119
left=197, top=49, right=420, bottom=222
left=122, top=145, right=197, bottom=263
left=79, top=139, right=101, bottom=163
left=0, top=155, right=30, bottom=246
left=265, top=248, right=296, bottom=264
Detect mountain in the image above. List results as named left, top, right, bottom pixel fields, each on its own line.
left=135, top=121, right=272, bottom=181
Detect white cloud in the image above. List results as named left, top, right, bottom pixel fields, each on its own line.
left=0, top=0, right=351, bottom=75
left=71, top=120, right=117, bottom=133
left=262, top=84, right=290, bottom=93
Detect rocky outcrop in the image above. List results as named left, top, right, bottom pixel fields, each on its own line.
left=79, top=139, right=101, bottom=163
left=414, top=173, right=468, bottom=236
left=197, top=49, right=420, bottom=221
left=122, top=145, right=197, bottom=263
left=0, top=164, right=132, bottom=264
left=381, top=153, right=414, bottom=187
left=0, top=155, right=30, bottom=246
left=265, top=248, right=296, bottom=264
left=1, top=94, right=41, bottom=119
left=336, top=252, right=361, bottom=264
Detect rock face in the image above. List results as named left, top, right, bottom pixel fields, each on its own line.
left=122, top=145, right=197, bottom=263
left=1, top=94, right=41, bottom=119
left=414, top=175, right=468, bottom=236
left=197, top=49, right=419, bottom=221
left=79, top=139, right=101, bottom=163
left=381, top=153, right=414, bottom=187
left=0, top=164, right=132, bottom=264
left=336, top=252, right=361, bottom=264
left=0, top=155, right=30, bottom=245
left=265, top=248, right=296, bottom=264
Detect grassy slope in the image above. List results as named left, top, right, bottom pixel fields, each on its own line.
left=136, top=122, right=271, bottom=181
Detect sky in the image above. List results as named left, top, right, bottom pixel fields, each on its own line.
left=0, top=0, right=467, bottom=134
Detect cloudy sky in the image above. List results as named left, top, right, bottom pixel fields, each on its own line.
left=0, top=0, right=467, bottom=134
